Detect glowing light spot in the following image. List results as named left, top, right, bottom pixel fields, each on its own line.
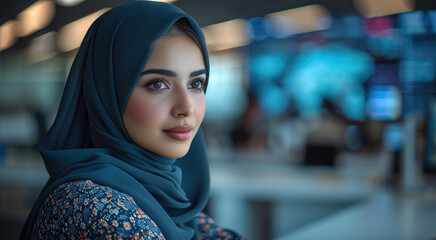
left=258, top=85, right=289, bottom=115
left=15, top=0, right=55, bottom=37
left=383, top=123, right=404, bottom=151
left=251, top=53, right=287, bottom=78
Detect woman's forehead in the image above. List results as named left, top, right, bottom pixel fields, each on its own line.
left=142, top=35, right=205, bottom=72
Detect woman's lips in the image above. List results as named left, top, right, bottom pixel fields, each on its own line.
left=163, top=125, right=193, bottom=141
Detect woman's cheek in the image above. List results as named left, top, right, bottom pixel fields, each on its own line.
left=128, top=94, right=165, bottom=125
left=196, top=96, right=206, bottom=123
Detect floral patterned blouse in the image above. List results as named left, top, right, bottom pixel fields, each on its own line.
left=31, top=180, right=246, bottom=240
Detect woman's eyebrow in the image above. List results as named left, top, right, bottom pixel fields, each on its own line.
left=190, top=69, right=206, bottom=77
left=141, top=69, right=207, bottom=78
left=141, top=69, right=177, bottom=77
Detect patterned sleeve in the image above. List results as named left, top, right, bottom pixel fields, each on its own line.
left=31, top=180, right=165, bottom=240
left=194, top=212, right=247, bottom=240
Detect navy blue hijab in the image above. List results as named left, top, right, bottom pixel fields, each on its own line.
left=20, top=2, right=210, bottom=239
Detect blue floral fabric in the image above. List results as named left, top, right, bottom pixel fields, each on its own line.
left=194, top=213, right=246, bottom=240
left=31, top=180, right=246, bottom=240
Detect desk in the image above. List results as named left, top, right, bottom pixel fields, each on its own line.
left=208, top=160, right=379, bottom=240
left=275, top=189, right=436, bottom=240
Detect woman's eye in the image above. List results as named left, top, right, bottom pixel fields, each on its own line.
left=189, top=79, right=204, bottom=90
left=145, top=80, right=168, bottom=91
left=151, top=82, right=163, bottom=89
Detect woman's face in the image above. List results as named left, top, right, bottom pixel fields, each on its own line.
left=123, top=33, right=206, bottom=159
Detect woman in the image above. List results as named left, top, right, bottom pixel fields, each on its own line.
left=20, top=1, right=245, bottom=239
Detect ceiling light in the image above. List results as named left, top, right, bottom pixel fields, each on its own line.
left=58, top=8, right=110, bottom=52
left=0, top=20, right=17, bottom=51
left=354, top=0, right=414, bottom=18
left=15, top=0, right=56, bottom=37
left=266, top=4, right=332, bottom=36
left=202, top=19, right=251, bottom=51
left=55, top=0, right=86, bottom=7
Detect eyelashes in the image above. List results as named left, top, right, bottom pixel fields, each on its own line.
left=143, top=77, right=168, bottom=91
left=142, top=77, right=206, bottom=92
left=188, top=77, right=206, bottom=91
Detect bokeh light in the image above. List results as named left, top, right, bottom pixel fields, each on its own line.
left=258, top=84, right=289, bottom=116
left=383, top=123, right=404, bottom=151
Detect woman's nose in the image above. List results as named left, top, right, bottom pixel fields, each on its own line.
left=171, top=88, right=195, bottom=118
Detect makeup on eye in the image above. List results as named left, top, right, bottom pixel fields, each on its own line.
left=141, top=75, right=206, bottom=92
left=143, top=77, right=169, bottom=91
left=188, top=77, right=206, bottom=91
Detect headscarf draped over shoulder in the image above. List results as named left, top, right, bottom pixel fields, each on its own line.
left=20, top=2, right=210, bottom=239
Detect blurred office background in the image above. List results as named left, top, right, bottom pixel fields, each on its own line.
left=2, top=0, right=436, bottom=239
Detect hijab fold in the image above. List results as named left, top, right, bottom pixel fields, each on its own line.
left=20, top=2, right=210, bottom=239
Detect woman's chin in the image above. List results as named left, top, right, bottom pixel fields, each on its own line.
left=166, top=150, right=189, bottom=159
left=154, top=146, right=190, bottom=159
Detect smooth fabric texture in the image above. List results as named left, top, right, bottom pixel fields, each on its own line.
left=20, top=2, right=210, bottom=239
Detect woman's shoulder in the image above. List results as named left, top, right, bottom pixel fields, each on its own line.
left=32, top=180, right=165, bottom=240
